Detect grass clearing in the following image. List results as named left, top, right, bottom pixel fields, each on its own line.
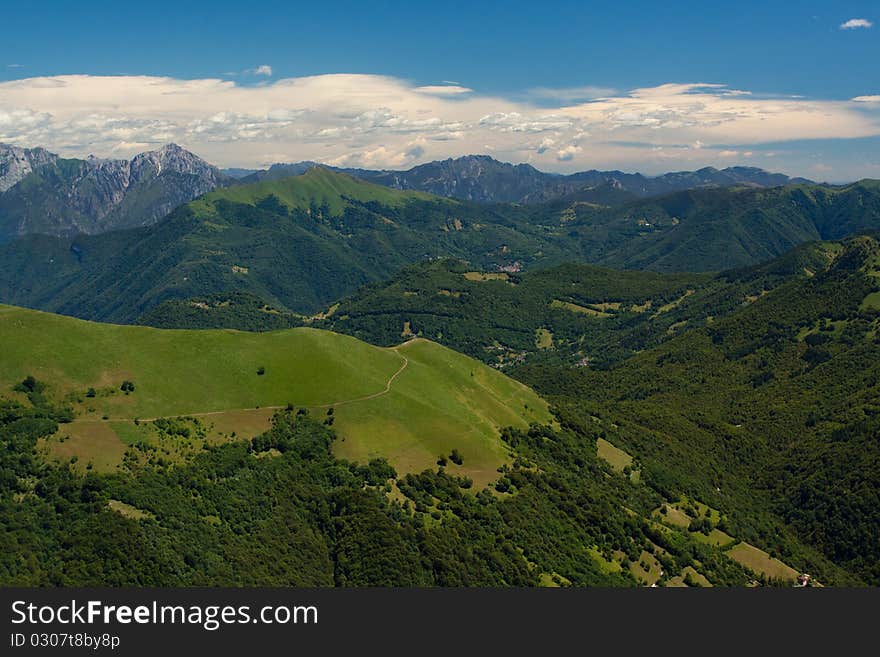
left=725, top=542, right=799, bottom=582
left=538, top=572, right=572, bottom=587
left=108, top=499, right=153, bottom=520
left=587, top=547, right=623, bottom=575
left=596, top=438, right=632, bottom=471
left=630, top=550, right=663, bottom=586
left=667, top=566, right=712, bottom=587
left=654, top=504, right=691, bottom=528
left=550, top=299, right=611, bottom=318
left=463, top=271, right=510, bottom=282
left=596, top=438, right=640, bottom=483
left=860, top=291, right=880, bottom=311
left=42, top=421, right=128, bottom=472
left=535, top=328, right=554, bottom=349
left=652, top=289, right=695, bottom=316
left=202, top=408, right=279, bottom=443
left=692, top=528, right=736, bottom=548
left=589, top=302, right=622, bottom=312
left=110, top=421, right=152, bottom=446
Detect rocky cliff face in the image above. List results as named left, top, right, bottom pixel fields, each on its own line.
left=0, top=143, right=230, bottom=239
left=0, top=144, right=58, bottom=192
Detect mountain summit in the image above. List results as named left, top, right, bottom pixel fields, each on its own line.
left=0, top=143, right=230, bottom=240
left=0, top=143, right=58, bottom=192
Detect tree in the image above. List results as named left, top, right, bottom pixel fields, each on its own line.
left=120, top=380, right=135, bottom=393
left=449, top=449, right=463, bottom=465
left=257, top=366, right=266, bottom=376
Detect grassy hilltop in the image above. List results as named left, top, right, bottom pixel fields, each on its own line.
left=0, top=305, right=549, bottom=485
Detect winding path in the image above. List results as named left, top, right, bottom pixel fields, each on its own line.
left=71, top=348, right=410, bottom=424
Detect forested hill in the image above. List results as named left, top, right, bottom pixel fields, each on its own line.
left=143, top=240, right=837, bottom=369
left=542, top=179, right=880, bottom=272
left=140, top=235, right=880, bottom=584
left=1, top=169, right=879, bottom=324
left=517, top=235, right=880, bottom=584
left=0, top=169, right=562, bottom=322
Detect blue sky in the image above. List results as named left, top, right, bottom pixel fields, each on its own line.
left=1, top=1, right=878, bottom=179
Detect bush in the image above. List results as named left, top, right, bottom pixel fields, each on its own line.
left=449, top=449, right=463, bottom=465
left=257, top=366, right=266, bottom=376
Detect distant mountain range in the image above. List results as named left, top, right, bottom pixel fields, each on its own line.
left=0, top=167, right=877, bottom=324
left=1, top=142, right=820, bottom=242
left=0, top=143, right=230, bottom=241
left=234, top=154, right=814, bottom=205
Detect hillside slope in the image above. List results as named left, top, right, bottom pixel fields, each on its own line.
left=0, top=169, right=566, bottom=321
left=0, top=305, right=549, bottom=484
left=144, top=242, right=834, bottom=369
left=518, top=235, right=880, bottom=584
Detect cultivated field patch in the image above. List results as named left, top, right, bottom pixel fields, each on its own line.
left=725, top=542, right=799, bottom=582
left=463, top=271, right=510, bottom=282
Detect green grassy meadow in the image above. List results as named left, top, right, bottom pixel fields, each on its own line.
left=1, top=305, right=549, bottom=484
left=188, top=166, right=435, bottom=217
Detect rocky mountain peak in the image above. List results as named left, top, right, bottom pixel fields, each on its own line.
left=0, top=143, right=58, bottom=192
left=0, top=143, right=232, bottom=239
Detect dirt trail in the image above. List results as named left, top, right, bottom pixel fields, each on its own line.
left=70, top=349, right=410, bottom=424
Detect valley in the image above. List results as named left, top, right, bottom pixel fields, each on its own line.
left=1, top=148, right=879, bottom=589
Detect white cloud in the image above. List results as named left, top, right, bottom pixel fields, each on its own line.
left=329, top=137, right=428, bottom=169
left=840, top=18, right=873, bottom=30
left=413, top=85, right=473, bottom=96
left=536, top=137, right=555, bottom=154
left=556, top=145, right=582, bottom=161
left=0, top=74, right=877, bottom=175
left=527, top=86, right=617, bottom=103
left=852, top=95, right=880, bottom=103
left=249, top=65, right=273, bottom=76
left=6, top=64, right=24, bottom=69
left=478, top=112, right=573, bottom=133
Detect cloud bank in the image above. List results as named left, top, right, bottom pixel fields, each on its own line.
left=0, top=73, right=878, bottom=177
left=840, top=18, right=873, bottom=30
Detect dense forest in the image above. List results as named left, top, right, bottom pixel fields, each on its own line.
left=1, top=385, right=770, bottom=586
left=518, top=235, right=880, bottom=584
